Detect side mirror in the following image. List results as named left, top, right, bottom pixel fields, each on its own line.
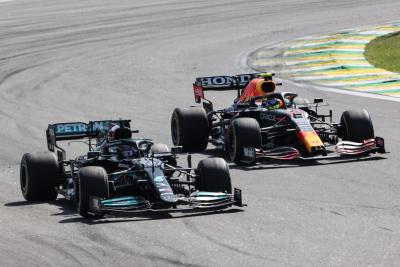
left=314, top=98, right=323, bottom=104
left=171, top=146, right=182, bottom=154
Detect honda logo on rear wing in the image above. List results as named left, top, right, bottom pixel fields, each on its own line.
left=193, top=73, right=274, bottom=103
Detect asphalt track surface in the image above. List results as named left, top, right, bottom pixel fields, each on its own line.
left=1, top=1, right=400, bottom=266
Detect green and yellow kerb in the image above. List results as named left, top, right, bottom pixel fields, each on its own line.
left=248, top=22, right=400, bottom=98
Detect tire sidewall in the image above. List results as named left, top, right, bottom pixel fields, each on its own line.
left=228, top=118, right=261, bottom=164
left=340, top=109, right=374, bottom=142
left=171, top=107, right=209, bottom=152
left=197, top=158, right=232, bottom=193
left=20, top=152, right=59, bottom=201
left=78, top=167, right=109, bottom=218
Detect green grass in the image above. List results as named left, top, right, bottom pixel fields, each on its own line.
left=365, top=32, right=400, bottom=73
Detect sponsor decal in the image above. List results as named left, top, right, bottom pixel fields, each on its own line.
left=260, top=113, right=276, bottom=121
left=90, top=121, right=111, bottom=132
left=158, top=188, right=172, bottom=193
left=55, top=123, right=87, bottom=134
left=198, top=74, right=256, bottom=87
left=91, top=197, right=101, bottom=211
left=54, top=121, right=111, bottom=135
left=294, top=118, right=314, bottom=131
left=260, top=113, right=285, bottom=121
left=140, top=158, right=163, bottom=167
left=243, top=147, right=256, bottom=158
left=200, top=76, right=236, bottom=87
left=161, top=192, right=174, bottom=196
left=155, top=182, right=168, bottom=188
left=160, top=194, right=177, bottom=202
left=154, top=176, right=164, bottom=182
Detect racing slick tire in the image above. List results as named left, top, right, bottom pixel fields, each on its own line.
left=196, top=158, right=232, bottom=194
left=339, top=109, right=374, bottom=142
left=78, top=166, right=109, bottom=218
left=20, top=152, right=59, bottom=201
left=171, top=107, right=209, bottom=152
left=228, top=117, right=261, bottom=165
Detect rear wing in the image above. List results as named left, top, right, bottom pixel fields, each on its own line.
left=46, top=120, right=131, bottom=157
left=193, top=72, right=274, bottom=103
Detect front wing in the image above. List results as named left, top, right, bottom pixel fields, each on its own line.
left=88, top=188, right=244, bottom=215
left=242, top=137, right=386, bottom=163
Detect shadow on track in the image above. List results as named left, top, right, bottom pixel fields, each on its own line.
left=5, top=201, right=50, bottom=207
left=58, top=208, right=243, bottom=225
left=184, top=147, right=387, bottom=171
left=228, top=155, right=387, bottom=171
left=4, top=198, right=243, bottom=224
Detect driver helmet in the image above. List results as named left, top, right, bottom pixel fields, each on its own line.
left=263, top=98, right=284, bottom=110
left=108, top=124, right=120, bottom=141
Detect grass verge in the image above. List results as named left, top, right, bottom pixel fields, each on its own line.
left=365, top=32, right=400, bottom=73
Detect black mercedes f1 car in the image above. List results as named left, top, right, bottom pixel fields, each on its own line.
left=20, top=120, right=243, bottom=218
left=171, top=73, right=385, bottom=165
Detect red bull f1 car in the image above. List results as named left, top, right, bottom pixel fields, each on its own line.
left=171, top=73, right=386, bottom=165
left=20, top=120, right=243, bottom=218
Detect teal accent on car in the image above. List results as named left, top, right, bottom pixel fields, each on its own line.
left=101, top=196, right=146, bottom=207
left=194, top=191, right=227, bottom=197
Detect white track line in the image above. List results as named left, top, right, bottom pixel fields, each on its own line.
left=284, top=79, right=400, bottom=103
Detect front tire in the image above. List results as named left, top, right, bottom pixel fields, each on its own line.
left=339, top=109, right=374, bottom=142
left=171, top=107, right=209, bottom=152
left=78, top=167, right=109, bottom=218
left=196, top=158, right=232, bottom=193
left=228, top=118, right=261, bottom=165
left=20, top=152, right=59, bottom=201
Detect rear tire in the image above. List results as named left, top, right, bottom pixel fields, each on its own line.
left=196, top=158, right=232, bottom=193
left=339, top=109, right=374, bottom=142
left=20, top=152, right=59, bottom=201
left=228, top=118, right=261, bottom=165
left=78, top=166, right=109, bottom=218
left=171, top=107, right=209, bottom=152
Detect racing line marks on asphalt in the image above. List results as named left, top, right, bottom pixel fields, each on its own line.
left=248, top=22, right=400, bottom=99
